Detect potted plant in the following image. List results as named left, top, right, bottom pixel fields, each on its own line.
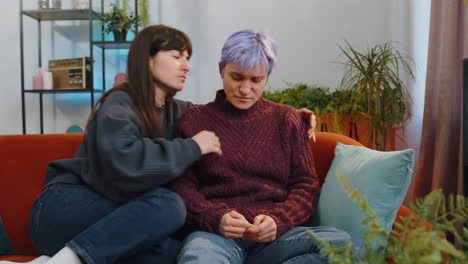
left=337, top=41, right=414, bottom=151
left=100, top=3, right=140, bottom=41
left=308, top=170, right=467, bottom=264
left=263, top=83, right=367, bottom=144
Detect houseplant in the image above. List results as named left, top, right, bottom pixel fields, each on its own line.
left=263, top=83, right=367, bottom=143
left=100, top=3, right=140, bottom=41
left=308, top=170, right=467, bottom=264
left=264, top=83, right=335, bottom=132
left=337, top=41, right=414, bottom=150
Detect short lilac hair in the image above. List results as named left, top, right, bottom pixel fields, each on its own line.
left=219, top=30, right=278, bottom=76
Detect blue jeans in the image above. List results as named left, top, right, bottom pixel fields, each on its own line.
left=177, top=226, right=352, bottom=264
left=29, top=183, right=186, bottom=264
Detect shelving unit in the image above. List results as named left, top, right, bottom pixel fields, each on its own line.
left=22, top=9, right=102, bottom=20
left=24, top=89, right=104, bottom=93
left=93, top=41, right=132, bottom=49
left=19, top=0, right=138, bottom=134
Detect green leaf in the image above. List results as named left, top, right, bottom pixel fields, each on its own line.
left=307, top=169, right=467, bottom=263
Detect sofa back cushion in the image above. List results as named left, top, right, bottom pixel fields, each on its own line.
left=0, top=131, right=358, bottom=256
left=0, top=133, right=83, bottom=255
left=309, top=132, right=363, bottom=185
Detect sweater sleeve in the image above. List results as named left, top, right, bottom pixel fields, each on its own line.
left=89, top=92, right=202, bottom=201
left=242, top=109, right=321, bottom=238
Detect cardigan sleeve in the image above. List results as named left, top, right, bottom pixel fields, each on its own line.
left=97, top=93, right=202, bottom=184
left=47, top=91, right=203, bottom=203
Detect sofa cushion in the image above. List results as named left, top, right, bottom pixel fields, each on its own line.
left=0, top=255, right=36, bottom=261
left=0, top=217, right=15, bottom=255
left=309, top=132, right=364, bottom=186
left=311, top=143, right=414, bottom=244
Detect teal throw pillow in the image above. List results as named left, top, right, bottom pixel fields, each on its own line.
left=0, top=217, right=15, bottom=255
left=311, top=143, right=414, bottom=242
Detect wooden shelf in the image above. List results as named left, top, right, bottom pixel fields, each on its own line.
left=24, top=89, right=103, bottom=93
left=93, top=41, right=132, bottom=49
left=22, top=9, right=101, bottom=21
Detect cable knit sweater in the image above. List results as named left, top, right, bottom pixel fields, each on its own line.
left=171, top=90, right=320, bottom=238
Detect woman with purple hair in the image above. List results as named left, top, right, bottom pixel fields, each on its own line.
left=171, top=30, right=351, bottom=264
left=2, top=25, right=317, bottom=264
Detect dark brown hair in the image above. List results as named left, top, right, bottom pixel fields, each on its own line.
left=86, top=25, right=192, bottom=138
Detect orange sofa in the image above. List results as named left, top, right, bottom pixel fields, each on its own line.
left=0, top=132, right=417, bottom=262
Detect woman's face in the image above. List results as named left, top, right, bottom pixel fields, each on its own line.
left=149, top=49, right=190, bottom=92
left=222, top=62, right=268, bottom=110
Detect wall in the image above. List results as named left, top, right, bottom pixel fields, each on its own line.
left=1, top=1, right=22, bottom=134
left=162, top=0, right=397, bottom=104
left=0, top=0, right=429, bottom=135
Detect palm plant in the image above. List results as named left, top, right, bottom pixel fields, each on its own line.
left=338, top=41, right=414, bottom=150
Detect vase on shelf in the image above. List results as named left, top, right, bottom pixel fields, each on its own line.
left=38, top=0, right=61, bottom=9
left=113, top=30, right=128, bottom=41
left=72, top=0, right=89, bottom=9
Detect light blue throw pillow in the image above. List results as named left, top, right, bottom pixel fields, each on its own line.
left=311, top=143, right=414, bottom=242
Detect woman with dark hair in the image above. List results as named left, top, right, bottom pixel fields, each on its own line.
left=1, top=25, right=315, bottom=264
left=1, top=25, right=221, bottom=264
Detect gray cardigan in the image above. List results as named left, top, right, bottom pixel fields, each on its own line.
left=46, top=91, right=201, bottom=203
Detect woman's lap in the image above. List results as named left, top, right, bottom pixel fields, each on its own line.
left=178, top=226, right=351, bottom=264
left=30, top=183, right=186, bottom=263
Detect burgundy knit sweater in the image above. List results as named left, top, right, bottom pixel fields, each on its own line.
left=171, top=90, right=320, bottom=238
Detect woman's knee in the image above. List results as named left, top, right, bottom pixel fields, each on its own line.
left=163, top=190, right=186, bottom=228
left=141, top=188, right=184, bottom=207
left=29, top=196, right=61, bottom=255
left=179, top=232, right=240, bottom=264
left=139, top=188, right=187, bottom=227
left=29, top=184, right=117, bottom=255
left=183, top=231, right=218, bottom=244
left=161, top=188, right=186, bottom=212
left=309, top=226, right=351, bottom=245
left=29, top=194, right=76, bottom=255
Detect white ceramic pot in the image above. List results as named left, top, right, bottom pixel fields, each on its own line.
left=72, top=0, right=90, bottom=9
left=38, top=0, right=61, bottom=9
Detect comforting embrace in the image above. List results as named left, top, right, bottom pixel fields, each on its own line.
left=1, top=25, right=356, bottom=264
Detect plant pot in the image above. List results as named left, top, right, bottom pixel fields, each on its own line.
left=72, top=0, right=89, bottom=9
left=113, top=30, right=128, bottom=41
left=318, top=112, right=397, bottom=151
left=345, top=114, right=397, bottom=151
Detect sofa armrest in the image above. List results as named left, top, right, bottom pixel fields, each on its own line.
left=309, top=132, right=364, bottom=185
left=387, top=206, right=449, bottom=263
left=393, top=205, right=433, bottom=232
left=0, top=133, right=83, bottom=256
